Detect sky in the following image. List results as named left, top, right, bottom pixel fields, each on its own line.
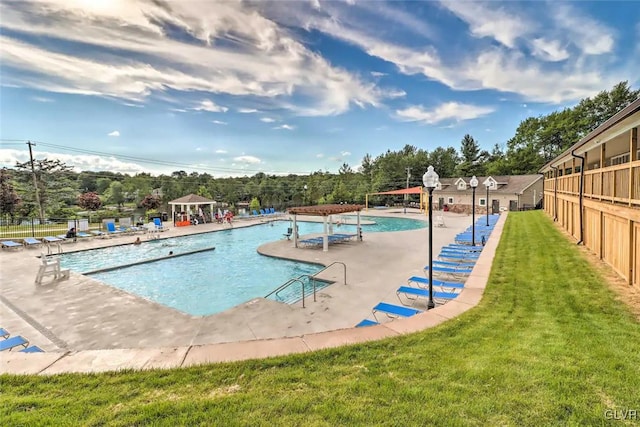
left=0, top=0, right=638, bottom=177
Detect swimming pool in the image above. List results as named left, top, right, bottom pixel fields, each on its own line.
left=59, top=216, right=426, bottom=316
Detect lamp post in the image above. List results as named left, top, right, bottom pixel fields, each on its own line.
left=485, top=182, right=490, bottom=226
left=303, top=185, right=308, bottom=205
left=422, top=165, right=439, bottom=310
left=469, top=176, right=478, bottom=246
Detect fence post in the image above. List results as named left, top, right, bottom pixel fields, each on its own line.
left=31, top=218, right=35, bottom=237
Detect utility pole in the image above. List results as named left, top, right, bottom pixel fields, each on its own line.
left=27, top=141, right=44, bottom=221
left=404, top=167, right=411, bottom=214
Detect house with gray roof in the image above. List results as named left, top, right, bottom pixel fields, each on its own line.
left=432, top=174, right=543, bottom=214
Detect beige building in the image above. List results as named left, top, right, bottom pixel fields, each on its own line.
left=539, top=98, right=639, bottom=287
left=432, top=174, right=544, bottom=214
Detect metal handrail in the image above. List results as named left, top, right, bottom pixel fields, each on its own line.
left=264, top=261, right=348, bottom=308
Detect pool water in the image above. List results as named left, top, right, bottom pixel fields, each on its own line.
left=59, top=216, right=425, bottom=316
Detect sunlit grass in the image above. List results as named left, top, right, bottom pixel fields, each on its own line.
left=2, top=211, right=639, bottom=426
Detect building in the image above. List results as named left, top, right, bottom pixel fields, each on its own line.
left=433, top=175, right=544, bottom=214
left=539, top=98, right=639, bottom=287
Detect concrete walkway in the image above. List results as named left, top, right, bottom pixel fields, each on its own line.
left=0, top=209, right=505, bottom=374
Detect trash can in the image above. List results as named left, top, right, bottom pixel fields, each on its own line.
left=161, top=212, right=169, bottom=222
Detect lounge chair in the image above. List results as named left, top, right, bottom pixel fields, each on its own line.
left=408, top=276, right=465, bottom=291
left=0, top=327, right=9, bottom=338
left=396, top=286, right=459, bottom=306
left=1, top=240, right=23, bottom=250
left=105, top=222, right=123, bottom=235
left=23, top=237, right=42, bottom=247
left=153, top=218, right=166, bottom=231
left=0, top=335, right=29, bottom=351
left=20, top=345, right=44, bottom=353
left=433, top=260, right=475, bottom=268
left=76, top=231, right=93, bottom=239
left=355, top=319, right=379, bottom=327
left=372, top=302, right=421, bottom=321
left=424, top=265, right=473, bottom=279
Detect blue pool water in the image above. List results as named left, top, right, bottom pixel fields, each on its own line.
left=59, top=216, right=425, bottom=316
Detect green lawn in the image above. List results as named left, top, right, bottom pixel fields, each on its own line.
left=2, top=211, right=639, bottom=426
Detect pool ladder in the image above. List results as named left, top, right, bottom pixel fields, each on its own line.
left=264, top=262, right=347, bottom=308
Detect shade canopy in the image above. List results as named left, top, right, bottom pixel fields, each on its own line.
left=367, top=186, right=424, bottom=196
left=287, top=204, right=364, bottom=216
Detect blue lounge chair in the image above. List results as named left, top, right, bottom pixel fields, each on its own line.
left=0, top=327, right=9, bottom=338
left=424, top=265, right=473, bottom=280
left=0, top=335, right=29, bottom=351
left=23, top=237, right=42, bottom=247
left=355, top=319, right=379, bottom=327
left=43, top=236, right=64, bottom=245
left=408, top=276, right=465, bottom=291
left=372, top=302, right=421, bottom=321
left=1, top=240, right=23, bottom=250
left=76, top=231, right=93, bottom=239
left=105, top=222, right=123, bottom=235
left=397, top=286, right=459, bottom=306
left=20, top=345, right=44, bottom=353
left=153, top=218, right=166, bottom=231
left=434, top=260, right=475, bottom=268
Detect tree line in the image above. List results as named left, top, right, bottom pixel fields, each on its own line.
left=1, top=82, right=637, bottom=221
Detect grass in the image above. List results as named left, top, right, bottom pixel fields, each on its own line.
left=2, top=211, right=640, bottom=426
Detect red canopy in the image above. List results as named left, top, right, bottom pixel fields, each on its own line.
left=369, top=186, right=423, bottom=195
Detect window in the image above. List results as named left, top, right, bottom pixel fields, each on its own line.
left=610, top=153, right=630, bottom=166
left=564, top=168, right=572, bottom=175
left=479, top=198, right=486, bottom=206
left=447, top=197, right=454, bottom=204
left=457, top=182, right=466, bottom=190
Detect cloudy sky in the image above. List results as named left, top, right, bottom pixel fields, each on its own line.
left=0, top=0, right=638, bottom=176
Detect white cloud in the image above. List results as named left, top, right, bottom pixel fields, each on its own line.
left=341, top=151, right=351, bottom=156
left=273, top=124, right=294, bottom=130
left=212, top=120, right=227, bottom=125
left=396, top=102, right=494, bottom=124
left=260, top=117, right=276, bottom=123
left=531, top=38, right=569, bottom=62
left=108, top=130, right=120, bottom=137
left=316, top=153, right=324, bottom=158
left=233, top=155, right=261, bottom=164
left=193, top=99, right=228, bottom=113
left=440, top=1, right=532, bottom=48
left=550, top=3, right=614, bottom=55
left=0, top=148, right=144, bottom=174
left=371, top=71, right=386, bottom=77
left=238, top=108, right=258, bottom=113
left=0, top=1, right=384, bottom=115
left=31, top=96, right=54, bottom=102
left=215, top=149, right=228, bottom=154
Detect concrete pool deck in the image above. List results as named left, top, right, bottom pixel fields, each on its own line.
left=1, top=209, right=505, bottom=374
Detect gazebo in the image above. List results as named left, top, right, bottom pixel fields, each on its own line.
left=287, top=204, right=364, bottom=252
left=168, top=194, right=217, bottom=226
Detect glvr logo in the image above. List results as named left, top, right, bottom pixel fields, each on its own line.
left=604, top=409, right=637, bottom=420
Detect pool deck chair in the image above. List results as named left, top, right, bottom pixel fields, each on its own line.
left=23, top=237, right=42, bottom=248
left=105, top=222, right=124, bottom=236
left=372, top=302, right=421, bottom=321
left=355, top=319, right=379, bottom=328
left=0, top=335, right=29, bottom=352
left=1, top=240, right=23, bottom=250
left=153, top=218, right=166, bottom=231
left=0, top=327, right=9, bottom=338
left=408, top=276, right=465, bottom=292
left=76, top=231, right=93, bottom=239
left=20, top=345, right=44, bottom=353
left=424, top=265, right=473, bottom=279
left=397, top=286, right=459, bottom=306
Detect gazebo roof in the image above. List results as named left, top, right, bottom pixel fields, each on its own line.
left=168, top=194, right=215, bottom=204
left=287, top=204, right=364, bottom=216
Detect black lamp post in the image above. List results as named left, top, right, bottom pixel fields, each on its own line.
left=303, top=185, right=308, bottom=206
left=485, top=182, right=490, bottom=226
left=423, top=165, right=439, bottom=310
left=470, top=176, right=478, bottom=246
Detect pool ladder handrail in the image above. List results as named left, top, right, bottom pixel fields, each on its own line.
left=264, top=261, right=347, bottom=308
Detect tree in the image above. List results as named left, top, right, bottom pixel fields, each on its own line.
left=77, top=192, right=102, bottom=211
left=77, top=191, right=102, bottom=225
left=105, top=181, right=125, bottom=209
left=456, top=134, right=488, bottom=177
left=0, top=168, right=21, bottom=220
left=140, top=194, right=161, bottom=211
